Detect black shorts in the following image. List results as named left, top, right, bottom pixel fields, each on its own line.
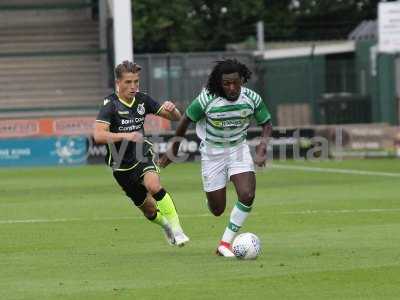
left=113, top=158, right=160, bottom=206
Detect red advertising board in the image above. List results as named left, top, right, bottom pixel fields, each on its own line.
left=0, top=119, right=40, bottom=138
left=0, top=116, right=171, bottom=139
left=52, top=117, right=95, bottom=136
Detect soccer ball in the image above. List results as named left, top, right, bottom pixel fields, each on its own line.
left=232, top=232, right=261, bottom=260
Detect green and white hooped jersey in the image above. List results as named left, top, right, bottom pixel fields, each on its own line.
left=186, top=87, right=271, bottom=147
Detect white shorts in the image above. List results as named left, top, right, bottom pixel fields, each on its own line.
left=200, top=142, right=255, bottom=192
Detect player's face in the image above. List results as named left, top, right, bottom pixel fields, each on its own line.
left=222, top=72, right=242, bottom=101
left=116, top=72, right=140, bottom=100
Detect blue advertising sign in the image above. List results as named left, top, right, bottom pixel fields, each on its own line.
left=0, top=136, right=87, bottom=167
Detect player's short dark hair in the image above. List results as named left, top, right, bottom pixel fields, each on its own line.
left=206, top=59, right=252, bottom=97
left=114, top=60, right=142, bottom=80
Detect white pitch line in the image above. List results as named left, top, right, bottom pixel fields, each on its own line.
left=0, top=217, right=133, bottom=224
left=271, top=164, right=400, bottom=178
left=281, top=208, right=400, bottom=215
left=0, top=212, right=256, bottom=225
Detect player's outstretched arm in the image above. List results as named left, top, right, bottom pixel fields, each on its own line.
left=158, top=101, right=182, bottom=121
left=254, top=121, right=272, bottom=167
left=158, top=114, right=192, bottom=168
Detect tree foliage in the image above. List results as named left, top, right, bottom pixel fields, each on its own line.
left=131, top=0, right=385, bottom=53
left=132, top=0, right=265, bottom=52
left=287, top=0, right=383, bottom=40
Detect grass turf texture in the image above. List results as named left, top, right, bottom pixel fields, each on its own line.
left=0, top=159, right=399, bottom=299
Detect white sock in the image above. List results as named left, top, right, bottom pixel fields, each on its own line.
left=221, top=201, right=252, bottom=245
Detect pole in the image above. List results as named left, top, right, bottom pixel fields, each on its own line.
left=257, top=21, right=265, bottom=52
left=112, top=0, right=133, bottom=64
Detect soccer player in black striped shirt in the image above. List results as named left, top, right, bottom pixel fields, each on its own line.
left=94, top=61, right=189, bottom=246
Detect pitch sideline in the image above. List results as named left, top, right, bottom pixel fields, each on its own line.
left=270, top=164, right=400, bottom=178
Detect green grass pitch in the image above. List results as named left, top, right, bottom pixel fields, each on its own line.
left=1, top=159, right=399, bottom=299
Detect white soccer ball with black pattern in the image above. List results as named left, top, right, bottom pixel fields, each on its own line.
left=232, top=233, right=261, bottom=260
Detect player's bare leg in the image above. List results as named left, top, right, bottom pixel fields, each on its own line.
left=215, top=172, right=255, bottom=257
left=205, top=187, right=226, bottom=216
left=143, top=171, right=189, bottom=246
left=138, top=195, right=157, bottom=218
left=231, top=172, right=256, bottom=207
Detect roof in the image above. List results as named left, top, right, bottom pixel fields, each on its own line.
left=348, top=20, right=377, bottom=41
left=253, top=40, right=356, bottom=60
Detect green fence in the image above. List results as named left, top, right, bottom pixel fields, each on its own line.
left=256, top=52, right=369, bottom=126
left=255, top=42, right=399, bottom=126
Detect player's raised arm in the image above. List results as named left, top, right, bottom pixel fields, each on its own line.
left=157, top=101, right=182, bottom=121
left=158, top=114, right=192, bottom=168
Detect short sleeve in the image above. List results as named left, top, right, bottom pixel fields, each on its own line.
left=185, top=97, right=205, bottom=122
left=144, top=94, right=162, bottom=115
left=254, top=100, right=271, bottom=125
left=96, top=98, right=114, bottom=124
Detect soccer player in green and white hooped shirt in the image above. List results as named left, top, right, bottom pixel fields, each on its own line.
left=160, top=59, right=272, bottom=257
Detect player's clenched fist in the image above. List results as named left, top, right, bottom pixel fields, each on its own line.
left=162, top=101, right=176, bottom=112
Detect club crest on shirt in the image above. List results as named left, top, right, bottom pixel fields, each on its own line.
left=241, top=110, right=248, bottom=117
left=137, top=103, right=145, bottom=115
